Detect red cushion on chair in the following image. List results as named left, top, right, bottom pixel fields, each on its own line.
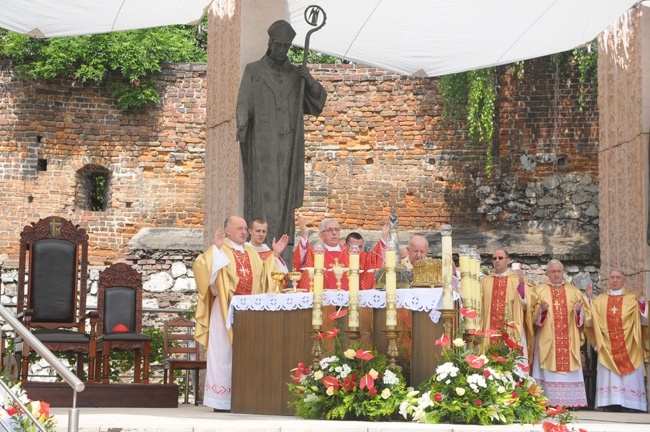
left=112, top=323, right=129, bottom=333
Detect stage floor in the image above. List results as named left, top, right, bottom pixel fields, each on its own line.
left=50, top=404, right=650, bottom=432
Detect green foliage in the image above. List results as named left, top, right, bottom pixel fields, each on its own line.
left=288, top=46, right=343, bottom=65
left=570, top=41, right=598, bottom=111
left=439, top=67, right=497, bottom=176
left=106, top=326, right=165, bottom=382
left=0, top=23, right=207, bottom=110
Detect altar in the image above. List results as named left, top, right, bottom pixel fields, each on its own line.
left=228, top=288, right=450, bottom=415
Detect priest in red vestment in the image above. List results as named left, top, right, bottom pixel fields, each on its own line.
left=531, top=259, right=589, bottom=408
left=585, top=270, right=648, bottom=412
left=293, top=216, right=389, bottom=290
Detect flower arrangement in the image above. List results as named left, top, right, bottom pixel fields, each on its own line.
left=0, top=382, right=57, bottom=432
left=288, top=308, right=408, bottom=421
left=399, top=309, right=548, bottom=425
left=543, top=406, right=587, bottom=432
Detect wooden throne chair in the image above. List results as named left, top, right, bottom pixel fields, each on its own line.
left=95, top=262, right=151, bottom=384
left=15, top=215, right=97, bottom=383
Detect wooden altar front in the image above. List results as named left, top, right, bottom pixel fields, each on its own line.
left=230, top=290, right=455, bottom=415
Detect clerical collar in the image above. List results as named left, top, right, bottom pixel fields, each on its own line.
left=609, top=288, right=624, bottom=296
left=246, top=241, right=269, bottom=253
left=324, top=244, right=342, bottom=252
left=495, top=270, right=510, bottom=277
left=550, top=283, right=564, bottom=287
left=227, top=239, right=245, bottom=252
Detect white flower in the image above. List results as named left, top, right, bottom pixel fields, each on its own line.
left=304, top=393, right=319, bottom=403
left=467, top=374, right=487, bottom=393
left=453, top=338, right=466, bottom=347
left=399, top=400, right=411, bottom=419
left=455, top=387, right=466, bottom=396
left=344, top=349, right=356, bottom=359
left=417, top=391, right=433, bottom=408
left=340, top=364, right=352, bottom=378
left=381, top=388, right=391, bottom=399
left=413, top=408, right=427, bottom=422
left=497, top=386, right=506, bottom=394
left=382, top=369, right=400, bottom=386
left=368, top=368, right=379, bottom=379
left=326, top=386, right=335, bottom=396
left=435, top=362, right=459, bottom=381
left=313, top=370, right=324, bottom=380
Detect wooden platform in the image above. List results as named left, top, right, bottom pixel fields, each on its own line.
left=23, top=382, right=179, bottom=408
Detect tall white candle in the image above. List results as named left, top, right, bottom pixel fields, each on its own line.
left=441, top=225, right=453, bottom=309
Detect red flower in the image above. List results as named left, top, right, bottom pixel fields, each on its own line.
left=506, top=321, right=518, bottom=330
left=368, top=387, right=377, bottom=396
left=322, top=376, right=340, bottom=391
left=503, top=332, right=523, bottom=351
left=517, top=362, right=531, bottom=373
left=355, top=349, right=374, bottom=361
left=542, top=421, right=570, bottom=432
left=467, top=329, right=483, bottom=336
left=360, top=373, right=375, bottom=391
left=434, top=393, right=444, bottom=402
left=491, top=354, right=507, bottom=363
left=464, top=354, right=486, bottom=369
left=483, top=369, right=491, bottom=378
left=325, top=328, right=340, bottom=339
left=6, top=407, right=16, bottom=416
left=460, top=308, right=478, bottom=319
left=341, top=376, right=357, bottom=393
left=484, top=328, right=500, bottom=338
left=292, top=362, right=310, bottom=383
left=316, top=332, right=326, bottom=340
left=546, top=406, right=567, bottom=416
left=510, top=392, right=519, bottom=400
left=475, top=399, right=483, bottom=407
left=435, top=334, right=451, bottom=347
left=329, top=308, right=348, bottom=320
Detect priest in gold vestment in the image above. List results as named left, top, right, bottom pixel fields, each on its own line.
left=585, top=269, right=648, bottom=412
left=480, top=249, right=536, bottom=362
left=193, top=216, right=288, bottom=411
left=531, top=259, right=589, bottom=408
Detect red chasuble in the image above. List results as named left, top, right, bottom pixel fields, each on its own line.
left=489, top=277, right=508, bottom=331
left=606, top=295, right=636, bottom=375
left=550, top=285, right=571, bottom=373
left=232, top=249, right=254, bottom=295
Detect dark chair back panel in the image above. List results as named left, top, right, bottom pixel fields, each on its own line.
left=30, top=239, right=77, bottom=323
left=104, top=287, right=136, bottom=334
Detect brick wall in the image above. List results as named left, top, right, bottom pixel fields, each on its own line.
left=0, top=56, right=598, bottom=267
left=0, top=61, right=206, bottom=265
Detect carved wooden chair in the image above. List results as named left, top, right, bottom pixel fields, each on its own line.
left=95, top=263, right=151, bottom=384
left=163, top=316, right=206, bottom=404
left=15, top=216, right=97, bottom=383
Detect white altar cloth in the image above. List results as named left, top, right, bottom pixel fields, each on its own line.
left=227, top=288, right=443, bottom=328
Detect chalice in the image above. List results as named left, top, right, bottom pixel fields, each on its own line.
left=303, top=267, right=315, bottom=292
left=271, top=271, right=285, bottom=294
left=331, top=261, right=349, bottom=291
left=288, top=271, right=303, bottom=292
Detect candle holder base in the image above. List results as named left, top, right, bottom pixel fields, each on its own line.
left=383, top=326, right=402, bottom=371
left=463, top=332, right=484, bottom=350
left=346, top=329, right=360, bottom=342
left=440, top=309, right=459, bottom=341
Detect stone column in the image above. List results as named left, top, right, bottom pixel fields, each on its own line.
left=598, top=3, right=650, bottom=292
left=203, top=0, right=285, bottom=247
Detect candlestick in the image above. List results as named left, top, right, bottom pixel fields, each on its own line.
left=312, top=243, right=325, bottom=327
left=348, top=244, right=360, bottom=330
left=385, top=240, right=397, bottom=327
left=440, top=224, right=454, bottom=309
left=458, top=245, right=474, bottom=330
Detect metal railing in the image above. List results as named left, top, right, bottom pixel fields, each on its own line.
left=0, top=304, right=83, bottom=432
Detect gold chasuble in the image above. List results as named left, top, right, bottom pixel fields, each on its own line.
left=534, top=283, right=587, bottom=373
left=586, top=289, right=647, bottom=376
left=480, top=271, right=536, bottom=359
left=194, top=240, right=276, bottom=346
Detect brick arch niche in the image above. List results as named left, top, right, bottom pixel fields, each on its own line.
left=75, top=164, right=111, bottom=212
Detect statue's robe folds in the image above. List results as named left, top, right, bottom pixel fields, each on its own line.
left=586, top=288, right=648, bottom=411
left=480, top=271, right=536, bottom=362
left=531, top=283, right=589, bottom=407
left=193, top=240, right=276, bottom=410
left=237, top=56, right=327, bottom=254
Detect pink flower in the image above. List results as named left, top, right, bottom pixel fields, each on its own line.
left=325, top=328, right=340, bottom=339
left=435, top=334, right=451, bottom=347
left=518, top=362, right=531, bottom=373
left=464, top=354, right=486, bottom=369
left=483, top=369, right=491, bottom=378
left=329, top=308, right=348, bottom=320
left=322, top=376, right=340, bottom=391
left=360, top=373, right=375, bottom=391
left=434, top=393, right=444, bottom=402
left=460, top=308, right=478, bottom=319
left=355, top=349, right=374, bottom=361
left=292, top=362, right=310, bottom=383
left=475, top=399, right=483, bottom=407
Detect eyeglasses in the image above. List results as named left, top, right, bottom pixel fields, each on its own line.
left=321, top=227, right=340, bottom=234
left=492, top=256, right=505, bottom=261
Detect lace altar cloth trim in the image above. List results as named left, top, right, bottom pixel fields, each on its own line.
left=227, top=288, right=444, bottom=328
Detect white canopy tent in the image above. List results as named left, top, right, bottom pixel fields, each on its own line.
left=0, top=0, right=640, bottom=76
